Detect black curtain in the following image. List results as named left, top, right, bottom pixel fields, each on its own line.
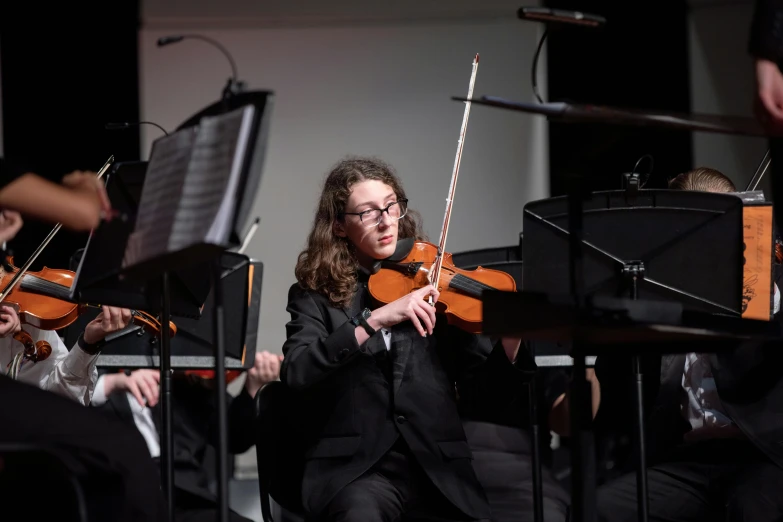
left=544, top=0, right=692, bottom=196
left=0, top=1, right=141, bottom=270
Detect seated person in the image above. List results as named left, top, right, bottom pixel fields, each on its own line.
left=281, top=157, right=524, bottom=522
left=596, top=166, right=783, bottom=522
left=0, top=210, right=131, bottom=405
left=0, top=197, right=165, bottom=521
left=92, top=351, right=282, bottom=522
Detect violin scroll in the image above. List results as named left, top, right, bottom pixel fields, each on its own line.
left=13, top=330, right=52, bottom=362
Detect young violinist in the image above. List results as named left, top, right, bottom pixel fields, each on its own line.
left=281, top=157, right=525, bottom=522
left=0, top=210, right=132, bottom=405
left=0, top=205, right=166, bottom=521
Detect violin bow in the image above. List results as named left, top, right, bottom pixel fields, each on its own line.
left=428, top=54, right=479, bottom=305
left=745, top=149, right=771, bottom=192
left=0, top=156, right=115, bottom=303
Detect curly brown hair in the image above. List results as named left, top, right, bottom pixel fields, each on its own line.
left=295, top=157, right=425, bottom=308
left=668, top=167, right=736, bottom=193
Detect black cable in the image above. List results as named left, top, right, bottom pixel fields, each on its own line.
left=531, top=27, right=549, bottom=104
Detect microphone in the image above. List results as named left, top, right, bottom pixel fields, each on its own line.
left=156, top=34, right=244, bottom=97
left=518, top=7, right=606, bottom=27
left=105, top=121, right=170, bottom=136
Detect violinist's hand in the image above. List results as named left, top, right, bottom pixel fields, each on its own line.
left=0, top=306, right=21, bottom=338
left=245, top=350, right=284, bottom=398
left=501, top=337, right=522, bottom=363
left=0, top=210, right=23, bottom=245
left=755, top=58, right=783, bottom=132
left=368, top=285, right=440, bottom=337
left=104, top=369, right=160, bottom=408
left=84, top=306, right=133, bottom=345
left=61, top=170, right=112, bottom=223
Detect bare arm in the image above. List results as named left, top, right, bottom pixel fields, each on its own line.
left=0, top=172, right=110, bottom=231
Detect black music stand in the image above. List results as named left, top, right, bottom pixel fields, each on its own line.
left=117, top=92, right=272, bottom=522
left=64, top=249, right=262, bottom=372
left=483, top=188, right=765, bottom=522
left=59, top=161, right=210, bottom=317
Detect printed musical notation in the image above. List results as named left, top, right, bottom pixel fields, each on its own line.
left=122, top=105, right=255, bottom=271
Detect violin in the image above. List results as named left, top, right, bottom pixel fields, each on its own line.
left=367, top=54, right=517, bottom=334
left=0, top=157, right=175, bottom=362
left=0, top=258, right=177, bottom=336
left=179, top=369, right=243, bottom=387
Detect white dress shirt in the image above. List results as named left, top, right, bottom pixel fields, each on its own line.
left=0, top=325, right=99, bottom=405
left=92, top=374, right=161, bottom=458
left=679, top=284, right=780, bottom=440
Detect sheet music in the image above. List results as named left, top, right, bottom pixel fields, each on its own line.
left=122, top=105, right=256, bottom=271
left=170, top=105, right=254, bottom=249
left=123, top=128, right=197, bottom=268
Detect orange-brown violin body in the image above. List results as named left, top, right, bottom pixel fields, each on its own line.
left=367, top=240, right=517, bottom=334
left=0, top=264, right=81, bottom=330
left=0, top=258, right=177, bottom=337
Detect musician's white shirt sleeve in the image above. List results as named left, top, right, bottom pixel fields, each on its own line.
left=0, top=326, right=98, bottom=405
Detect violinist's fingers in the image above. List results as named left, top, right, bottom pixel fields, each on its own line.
left=139, top=373, right=159, bottom=407
left=126, top=378, right=145, bottom=408
left=414, top=300, right=435, bottom=335
left=94, top=179, right=112, bottom=216
left=414, top=284, right=440, bottom=305
left=101, top=306, right=112, bottom=326
left=120, top=308, right=132, bottom=328
left=112, top=306, right=123, bottom=331
left=407, top=307, right=428, bottom=337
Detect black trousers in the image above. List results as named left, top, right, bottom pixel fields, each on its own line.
left=597, top=439, right=783, bottom=522
left=0, top=375, right=166, bottom=522
left=464, top=421, right=569, bottom=522
left=320, top=439, right=481, bottom=522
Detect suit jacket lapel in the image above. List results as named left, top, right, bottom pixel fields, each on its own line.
left=390, top=329, right=413, bottom=395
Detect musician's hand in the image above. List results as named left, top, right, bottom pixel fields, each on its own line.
left=84, top=306, right=132, bottom=344
left=501, top=337, right=522, bottom=363
left=755, top=58, right=783, bottom=132
left=104, top=369, right=160, bottom=408
left=245, top=350, right=284, bottom=398
left=369, top=285, right=440, bottom=337
left=61, top=170, right=112, bottom=222
left=0, top=306, right=21, bottom=338
left=0, top=210, right=23, bottom=245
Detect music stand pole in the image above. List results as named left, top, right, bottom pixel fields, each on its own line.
left=160, top=272, right=175, bottom=522
left=567, top=173, right=597, bottom=522
left=625, top=266, right=649, bottom=522
left=528, top=376, right=544, bottom=522
left=213, top=259, right=230, bottom=522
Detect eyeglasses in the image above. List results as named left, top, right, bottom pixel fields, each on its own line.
left=340, top=199, right=408, bottom=228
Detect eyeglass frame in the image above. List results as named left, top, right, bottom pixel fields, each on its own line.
left=338, top=198, right=409, bottom=227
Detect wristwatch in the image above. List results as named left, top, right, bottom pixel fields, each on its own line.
left=78, top=332, right=105, bottom=355
left=350, top=307, right=376, bottom=337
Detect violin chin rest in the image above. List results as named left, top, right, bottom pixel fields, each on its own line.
left=371, top=237, right=416, bottom=274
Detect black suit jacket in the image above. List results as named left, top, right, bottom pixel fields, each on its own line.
left=750, top=0, right=783, bottom=64
left=280, top=279, right=524, bottom=519
left=94, top=374, right=257, bottom=501
left=595, top=338, right=783, bottom=469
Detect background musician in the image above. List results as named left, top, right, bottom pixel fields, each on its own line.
left=0, top=180, right=166, bottom=521
left=595, top=167, right=783, bottom=521
left=0, top=208, right=133, bottom=405
left=91, top=350, right=281, bottom=522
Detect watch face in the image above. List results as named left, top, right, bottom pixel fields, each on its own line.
left=361, top=308, right=372, bottom=320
